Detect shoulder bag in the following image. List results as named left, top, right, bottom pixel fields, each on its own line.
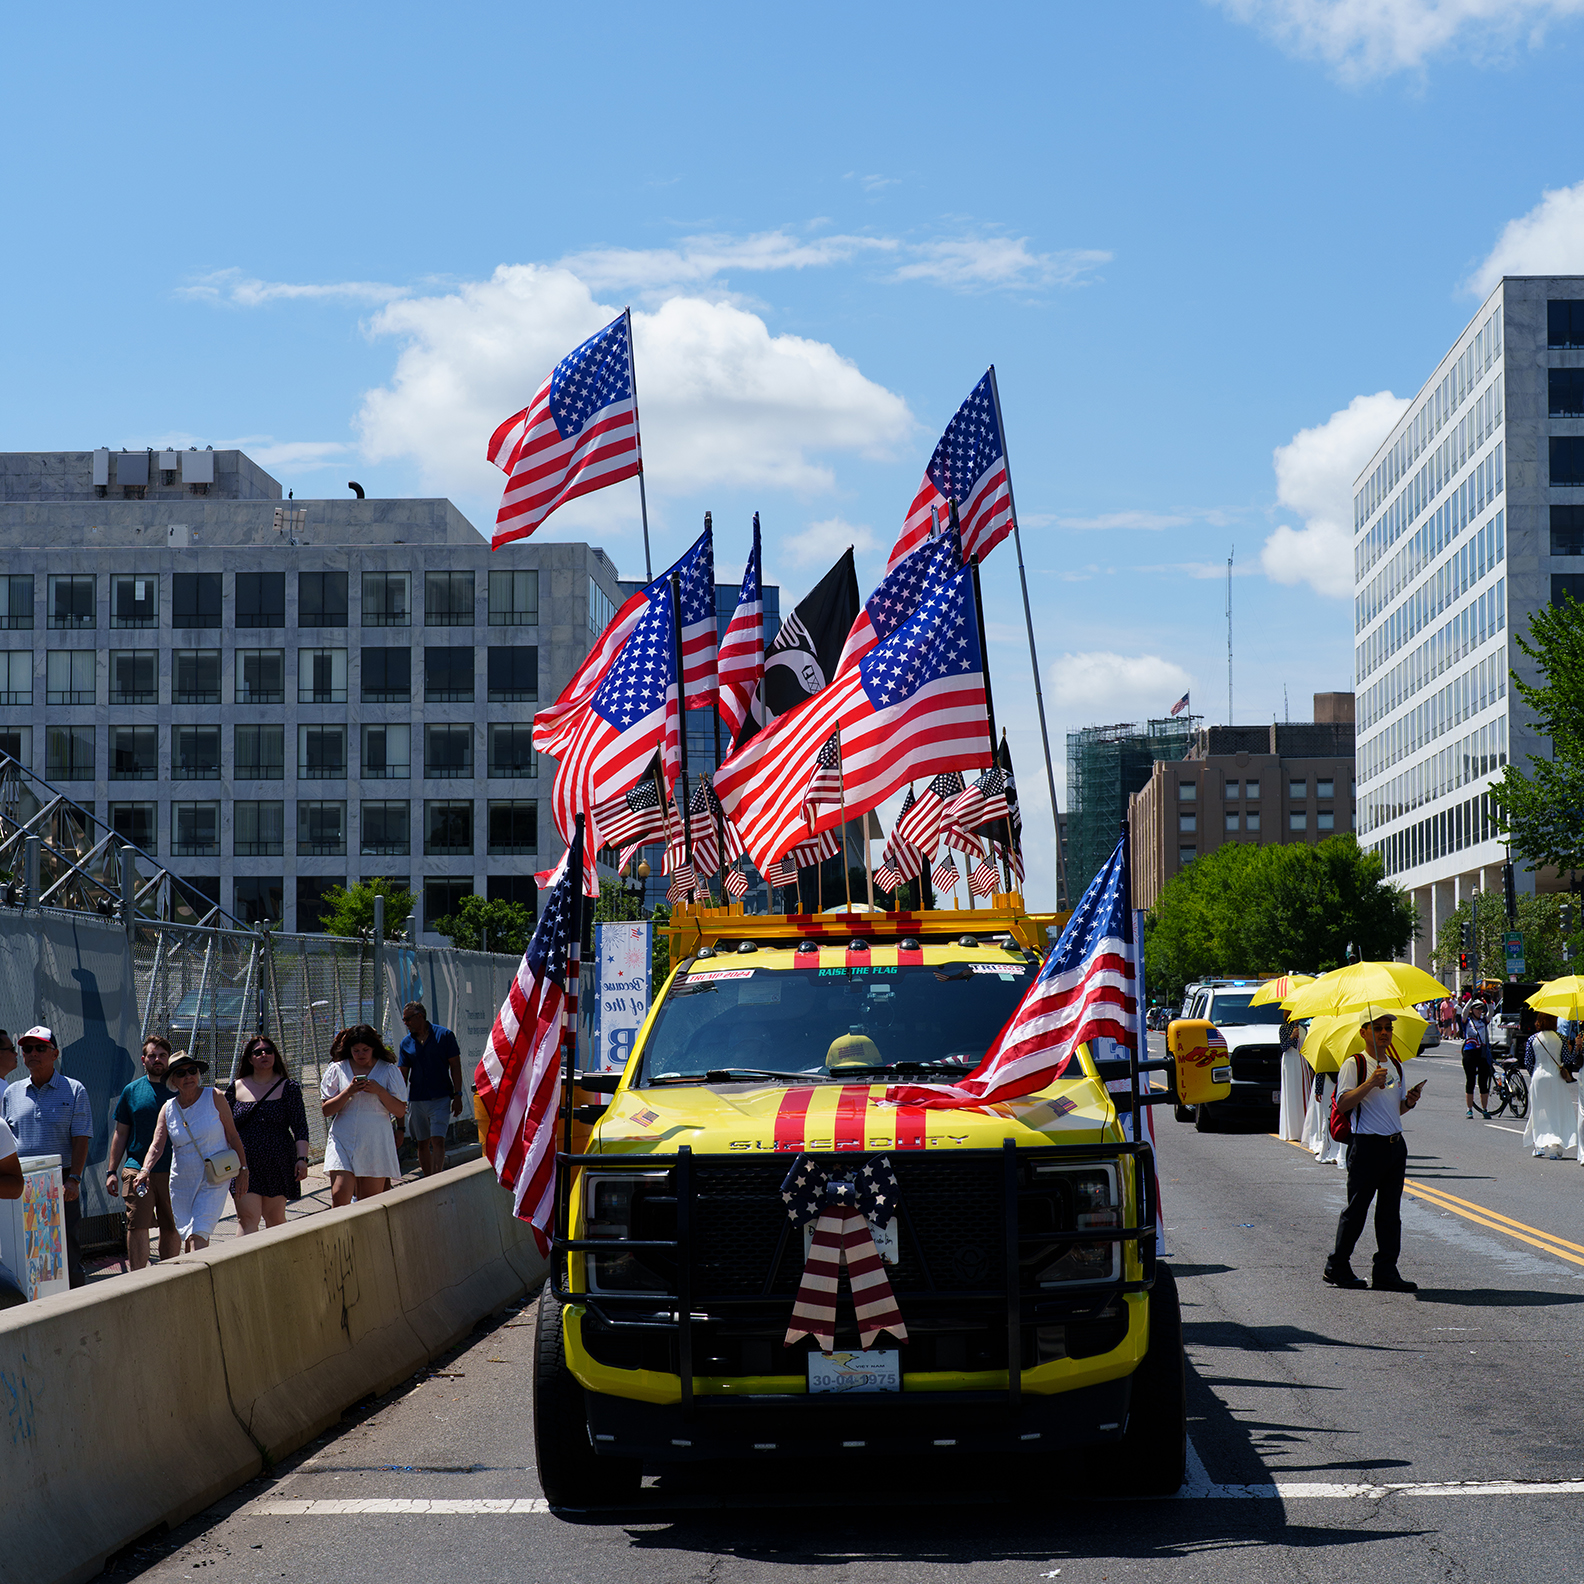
left=168, top=1096, right=242, bottom=1186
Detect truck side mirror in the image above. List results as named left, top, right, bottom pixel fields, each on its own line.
left=1168, top=1019, right=1232, bottom=1107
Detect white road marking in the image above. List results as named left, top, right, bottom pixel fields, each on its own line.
left=257, top=1499, right=550, bottom=1514
left=1485, top=1123, right=1525, bottom=1135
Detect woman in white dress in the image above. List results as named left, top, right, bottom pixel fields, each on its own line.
left=321, top=1024, right=408, bottom=1206
left=1277, top=1021, right=1308, bottom=1141
left=135, top=1051, right=249, bottom=1250
left=1523, top=1018, right=1578, bottom=1159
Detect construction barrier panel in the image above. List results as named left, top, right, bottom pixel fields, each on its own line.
left=0, top=1159, right=545, bottom=1584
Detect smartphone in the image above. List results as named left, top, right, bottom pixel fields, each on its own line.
left=1408, top=1079, right=1426, bottom=1098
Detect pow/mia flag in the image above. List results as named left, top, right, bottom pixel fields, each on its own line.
left=736, top=547, right=859, bottom=747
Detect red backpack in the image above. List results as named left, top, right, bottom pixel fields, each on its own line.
left=1330, top=1053, right=1404, bottom=1143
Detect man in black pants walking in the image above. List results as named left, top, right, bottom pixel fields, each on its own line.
left=1324, top=1012, right=1426, bottom=1293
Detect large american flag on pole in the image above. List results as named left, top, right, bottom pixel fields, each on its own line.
left=488, top=311, right=642, bottom=549
left=836, top=519, right=960, bottom=674
left=715, top=564, right=991, bottom=871
left=885, top=369, right=1014, bottom=572
left=887, top=833, right=1137, bottom=1110
left=717, top=514, right=764, bottom=737
left=474, top=821, right=583, bottom=1253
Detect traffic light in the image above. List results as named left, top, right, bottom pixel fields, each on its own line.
left=1503, top=862, right=1518, bottom=923
left=1458, top=950, right=1470, bottom=974
left=1460, top=921, right=1473, bottom=953
left=1565, top=903, right=1576, bottom=963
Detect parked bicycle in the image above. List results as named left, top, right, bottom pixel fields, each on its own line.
left=1487, top=1056, right=1530, bottom=1121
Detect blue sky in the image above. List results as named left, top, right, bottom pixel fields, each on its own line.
left=7, top=0, right=1584, bottom=907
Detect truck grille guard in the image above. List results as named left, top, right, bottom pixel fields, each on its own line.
left=549, top=1135, right=1159, bottom=1417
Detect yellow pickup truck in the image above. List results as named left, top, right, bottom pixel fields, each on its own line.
left=533, top=901, right=1189, bottom=1503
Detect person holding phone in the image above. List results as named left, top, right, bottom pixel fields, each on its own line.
left=320, top=1025, right=407, bottom=1207
left=1323, top=1012, right=1424, bottom=1293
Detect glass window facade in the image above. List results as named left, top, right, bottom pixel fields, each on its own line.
left=425, top=571, right=474, bottom=626
left=236, top=725, right=285, bottom=781
left=48, top=575, right=95, bottom=630
left=110, top=650, right=156, bottom=704
left=45, top=650, right=94, bottom=706
left=297, top=801, right=347, bottom=856
left=234, top=801, right=285, bottom=856
left=109, top=574, right=157, bottom=629
left=298, top=648, right=348, bottom=704
left=172, top=573, right=221, bottom=629
left=361, top=647, right=410, bottom=702
left=236, top=649, right=284, bottom=703
left=489, top=570, right=538, bottom=626
left=361, top=723, right=410, bottom=780
left=424, top=647, right=474, bottom=702
left=424, top=800, right=473, bottom=855
left=236, top=572, right=285, bottom=629
left=173, top=649, right=221, bottom=704
left=362, top=572, right=410, bottom=627
left=298, top=571, right=348, bottom=628
left=486, top=646, right=537, bottom=702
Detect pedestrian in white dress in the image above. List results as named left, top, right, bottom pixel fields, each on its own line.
left=135, top=1052, right=248, bottom=1250
left=1277, top=1021, right=1308, bottom=1141
left=321, top=1024, right=408, bottom=1206
left=1523, top=1020, right=1579, bottom=1159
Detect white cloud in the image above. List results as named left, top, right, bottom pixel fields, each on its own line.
left=775, top=516, right=881, bottom=571
left=1051, top=651, right=1193, bottom=727
left=1259, top=391, right=1408, bottom=598
left=1468, top=178, right=1584, bottom=295
left=179, top=268, right=407, bottom=307
left=559, top=231, right=898, bottom=295
left=1216, top=0, right=1584, bottom=81
left=892, top=237, right=1111, bottom=291
left=1053, top=507, right=1236, bottom=531
left=355, top=265, right=913, bottom=509
left=845, top=172, right=902, bottom=194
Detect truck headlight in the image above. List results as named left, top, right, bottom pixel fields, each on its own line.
left=1030, top=1166, right=1123, bottom=1287
left=582, top=1171, right=675, bottom=1294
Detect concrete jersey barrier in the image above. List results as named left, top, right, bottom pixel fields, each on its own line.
left=0, top=1158, right=545, bottom=1584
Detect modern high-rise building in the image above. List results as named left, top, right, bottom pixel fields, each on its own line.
left=1351, top=278, right=1579, bottom=966
left=0, top=447, right=625, bottom=940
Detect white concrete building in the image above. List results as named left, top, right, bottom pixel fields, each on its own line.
left=1352, top=277, right=1584, bottom=969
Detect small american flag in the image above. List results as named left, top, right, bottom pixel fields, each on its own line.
left=767, top=855, right=800, bottom=888
left=488, top=311, right=641, bottom=548
left=667, top=864, right=696, bottom=904
left=473, top=822, right=583, bottom=1253
left=894, top=771, right=963, bottom=858
left=792, top=826, right=841, bottom=866
left=874, top=861, right=904, bottom=893
left=889, top=833, right=1137, bottom=1110
left=717, top=515, right=764, bottom=737
left=943, top=824, right=986, bottom=858
left=591, top=757, right=666, bottom=852
left=724, top=866, right=749, bottom=899
left=885, top=369, right=1014, bottom=571
left=1170, top=692, right=1190, bottom=717
left=968, top=859, right=999, bottom=898
left=802, top=731, right=843, bottom=822
left=932, top=855, right=959, bottom=894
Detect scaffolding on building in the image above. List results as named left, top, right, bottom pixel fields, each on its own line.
left=1066, top=715, right=1201, bottom=902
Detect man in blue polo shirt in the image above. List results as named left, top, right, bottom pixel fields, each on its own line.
left=106, top=1035, right=180, bottom=1270
left=399, top=1002, right=462, bottom=1177
left=2, top=1026, right=93, bottom=1287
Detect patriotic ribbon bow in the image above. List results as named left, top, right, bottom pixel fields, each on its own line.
left=779, top=1154, right=909, bottom=1351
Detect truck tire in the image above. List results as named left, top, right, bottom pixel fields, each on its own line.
left=1193, top=1103, right=1215, bottom=1132
left=1174, top=1103, right=1195, bottom=1124
left=1113, top=1264, right=1186, bottom=1495
left=532, top=1284, right=642, bottom=1507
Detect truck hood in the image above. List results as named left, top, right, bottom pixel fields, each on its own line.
left=592, top=1073, right=1124, bottom=1156
left=1210, top=1025, right=1283, bottom=1054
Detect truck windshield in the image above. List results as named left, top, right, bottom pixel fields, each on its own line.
left=1207, top=993, right=1286, bottom=1026
left=640, top=961, right=1034, bottom=1083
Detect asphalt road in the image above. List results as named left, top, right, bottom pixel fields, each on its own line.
left=114, top=1040, right=1584, bottom=1584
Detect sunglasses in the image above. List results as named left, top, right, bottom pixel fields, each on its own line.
left=170, top=1066, right=202, bottom=1079
left=1367, top=1020, right=1397, bottom=1032
left=20, top=1043, right=49, bottom=1053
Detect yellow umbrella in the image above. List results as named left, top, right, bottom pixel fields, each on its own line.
left=1527, top=976, right=1584, bottom=1018
left=1250, top=973, right=1315, bottom=1007
left=1284, top=962, right=1449, bottom=1021
left=1302, top=1010, right=1427, bottom=1073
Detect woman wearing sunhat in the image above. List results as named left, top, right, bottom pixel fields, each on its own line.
left=1523, top=1013, right=1577, bottom=1159
left=135, top=1050, right=248, bottom=1250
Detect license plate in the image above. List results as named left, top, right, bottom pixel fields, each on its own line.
left=1272, top=1088, right=1283, bottom=1105
left=807, top=1350, right=900, bottom=1394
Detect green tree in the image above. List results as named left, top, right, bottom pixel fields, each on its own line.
left=1432, top=892, right=1582, bottom=987
left=650, top=901, right=673, bottom=988
left=1144, top=837, right=1416, bottom=1005
left=1493, top=591, right=1584, bottom=873
left=319, top=877, right=415, bottom=939
left=434, top=893, right=535, bottom=956
left=593, top=876, right=646, bottom=923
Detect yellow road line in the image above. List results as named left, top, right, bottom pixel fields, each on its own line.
left=1275, top=1135, right=1584, bottom=1271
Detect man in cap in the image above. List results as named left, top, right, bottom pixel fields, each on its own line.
left=1323, top=1011, right=1425, bottom=1294
left=2, top=1026, right=93, bottom=1286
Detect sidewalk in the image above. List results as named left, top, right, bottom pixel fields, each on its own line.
left=83, top=1142, right=484, bottom=1285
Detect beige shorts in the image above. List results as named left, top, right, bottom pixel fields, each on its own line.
left=122, top=1168, right=176, bottom=1234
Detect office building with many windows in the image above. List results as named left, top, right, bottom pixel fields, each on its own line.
left=1352, top=277, right=1584, bottom=966
left=0, top=448, right=626, bottom=939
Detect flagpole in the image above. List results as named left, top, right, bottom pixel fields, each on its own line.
left=836, top=731, right=852, bottom=913
left=668, top=573, right=694, bottom=892
left=966, top=527, right=1008, bottom=902
left=987, top=365, right=1065, bottom=908
left=624, top=308, right=653, bottom=581
left=997, top=731, right=1013, bottom=894
left=557, top=814, right=585, bottom=1259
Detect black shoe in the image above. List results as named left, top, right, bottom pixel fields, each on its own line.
left=1324, top=1262, right=1368, bottom=1289
left=1372, top=1271, right=1419, bottom=1292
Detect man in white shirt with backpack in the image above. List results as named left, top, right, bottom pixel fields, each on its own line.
left=1323, top=1012, right=1426, bottom=1293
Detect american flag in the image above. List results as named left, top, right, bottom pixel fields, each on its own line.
left=685, top=778, right=722, bottom=877
left=895, top=771, right=965, bottom=858
left=548, top=573, right=681, bottom=894
left=767, top=855, right=800, bottom=889
left=886, top=369, right=1014, bottom=572
left=716, top=566, right=990, bottom=871
left=836, top=519, right=960, bottom=673
left=474, top=822, right=583, bottom=1253
left=971, top=761, right=1011, bottom=833
left=717, top=514, right=764, bottom=737
left=591, top=757, right=666, bottom=851
left=882, top=788, right=928, bottom=881
left=932, top=854, right=960, bottom=893
left=874, top=860, right=904, bottom=893
left=940, top=777, right=987, bottom=834
left=968, top=859, right=999, bottom=899
left=534, top=526, right=716, bottom=760
left=792, top=826, right=841, bottom=866
left=667, top=864, right=696, bottom=904
left=1169, top=692, right=1190, bottom=717
left=888, top=833, right=1137, bottom=1110
left=943, top=824, right=986, bottom=858
left=802, top=731, right=843, bottom=824
left=724, top=866, right=749, bottom=899
left=488, top=311, right=642, bottom=549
